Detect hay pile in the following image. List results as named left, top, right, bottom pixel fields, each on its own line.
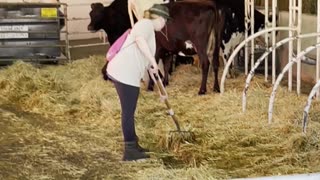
left=0, top=56, right=319, bottom=179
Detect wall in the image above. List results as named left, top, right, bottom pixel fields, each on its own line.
left=59, top=0, right=113, bottom=40
left=278, top=11, right=319, bottom=58
left=278, top=11, right=319, bottom=84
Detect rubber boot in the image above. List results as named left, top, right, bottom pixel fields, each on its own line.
left=136, top=142, right=149, bottom=152
left=123, top=141, right=150, bottom=161
left=135, top=136, right=149, bottom=152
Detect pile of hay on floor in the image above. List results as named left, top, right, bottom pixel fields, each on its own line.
left=0, top=56, right=319, bottom=179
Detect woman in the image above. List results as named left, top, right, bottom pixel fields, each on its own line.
left=106, top=4, right=170, bottom=161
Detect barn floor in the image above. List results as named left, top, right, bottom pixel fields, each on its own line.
left=0, top=56, right=319, bottom=179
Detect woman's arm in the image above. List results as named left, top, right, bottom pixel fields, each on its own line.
left=135, top=36, right=158, bottom=70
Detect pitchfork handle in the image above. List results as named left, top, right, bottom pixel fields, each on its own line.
left=150, top=71, right=181, bottom=131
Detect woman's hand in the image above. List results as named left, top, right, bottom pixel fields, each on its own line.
left=149, top=64, right=159, bottom=75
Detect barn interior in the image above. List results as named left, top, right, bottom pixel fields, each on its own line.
left=0, top=0, right=320, bottom=179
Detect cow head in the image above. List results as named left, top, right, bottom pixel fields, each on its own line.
left=88, top=3, right=106, bottom=32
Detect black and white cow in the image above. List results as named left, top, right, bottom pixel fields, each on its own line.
left=218, top=0, right=275, bottom=68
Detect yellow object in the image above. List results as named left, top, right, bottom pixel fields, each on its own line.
left=41, top=8, right=57, bottom=18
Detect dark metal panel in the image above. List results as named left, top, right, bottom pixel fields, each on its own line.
left=0, top=3, right=63, bottom=62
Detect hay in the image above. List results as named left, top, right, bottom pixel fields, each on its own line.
left=0, top=56, right=320, bottom=179
left=160, top=130, right=196, bottom=152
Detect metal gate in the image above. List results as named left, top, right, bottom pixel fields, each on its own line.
left=0, top=1, right=111, bottom=63
left=0, top=2, right=65, bottom=63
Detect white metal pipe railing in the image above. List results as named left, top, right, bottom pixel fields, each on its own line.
left=242, top=32, right=320, bottom=112
left=250, top=0, right=255, bottom=71
left=238, top=0, right=293, bottom=89
left=264, top=0, right=269, bottom=82
left=271, top=0, right=277, bottom=84
left=244, top=0, right=249, bottom=75
left=268, top=43, right=320, bottom=123
left=220, top=27, right=296, bottom=94
left=296, top=0, right=302, bottom=95
left=288, top=0, right=294, bottom=91
left=240, top=0, right=320, bottom=128
left=302, top=80, right=320, bottom=133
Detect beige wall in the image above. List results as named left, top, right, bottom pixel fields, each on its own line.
left=59, top=0, right=113, bottom=40
left=60, top=0, right=113, bottom=40
left=278, top=11, right=319, bottom=58
left=278, top=11, right=319, bottom=84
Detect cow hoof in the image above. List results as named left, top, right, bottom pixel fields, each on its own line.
left=198, top=90, right=206, bottom=95
left=213, top=85, right=220, bottom=93
left=214, top=88, right=221, bottom=93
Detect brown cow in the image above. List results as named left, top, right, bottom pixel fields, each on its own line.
left=153, top=1, right=224, bottom=94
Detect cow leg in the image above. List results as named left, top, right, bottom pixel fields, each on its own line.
left=212, top=43, right=220, bottom=93
left=147, top=72, right=155, bottom=91
left=147, top=71, right=164, bottom=90
left=197, top=50, right=210, bottom=95
left=147, top=70, right=165, bottom=90
left=212, top=25, right=225, bottom=93
left=169, top=54, right=176, bottom=75
left=193, top=32, right=211, bottom=95
left=163, top=54, right=173, bottom=86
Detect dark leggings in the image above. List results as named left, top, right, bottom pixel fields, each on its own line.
left=113, top=80, right=139, bottom=142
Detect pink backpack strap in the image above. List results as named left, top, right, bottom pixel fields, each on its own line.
left=106, top=29, right=132, bottom=61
